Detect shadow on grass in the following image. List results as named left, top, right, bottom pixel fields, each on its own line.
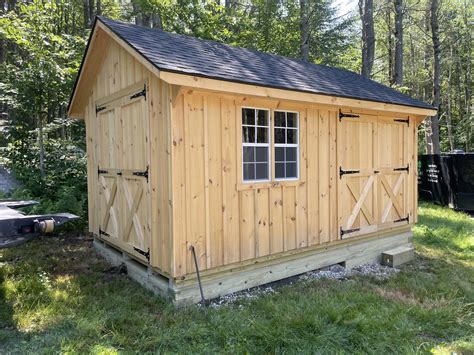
left=0, top=267, right=15, bottom=342
left=0, top=205, right=472, bottom=352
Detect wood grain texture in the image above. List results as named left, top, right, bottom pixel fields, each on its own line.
left=82, top=41, right=421, bottom=280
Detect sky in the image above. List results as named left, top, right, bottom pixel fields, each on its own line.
left=333, top=0, right=358, bottom=16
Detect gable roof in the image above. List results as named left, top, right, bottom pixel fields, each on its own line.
left=98, top=16, right=434, bottom=111
left=68, top=16, right=435, bottom=116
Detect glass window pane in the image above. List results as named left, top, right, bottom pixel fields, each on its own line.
left=242, top=126, right=255, bottom=143
left=287, top=129, right=297, bottom=144
left=286, top=162, right=297, bottom=178
left=256, top=147, right=268, bottom=162
left=275, top=162, right=285, bottom=179
left=255, top=163, right=269, bottom=180
left=243, top=147, right=255, bottom=162
left=287, top=113, right=297, bottom=128
left=274, top=111, right=286, bottom=127
left=257, top=127, right=268, bottom=143
left=286, top=147, right=297, bottom=162
left=275, top=147, right=285, bottom=162
left=243, top=163, right=255, bottom=181
left=242, top=108, right=255, bottom=125
left=257, top=110, right=268, bottom=126
left=275, top=128, right=285, bottom=144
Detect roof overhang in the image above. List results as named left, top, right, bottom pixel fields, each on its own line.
left=159, top=71, right=437, bottom=117
left=68, top=18, right=437, bottom=120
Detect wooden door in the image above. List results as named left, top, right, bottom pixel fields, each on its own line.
left=96, top=83, right=151, bottom=262
left=337, top=113, right=410, bottom=239
left=376, top=117, right=410, bottom=229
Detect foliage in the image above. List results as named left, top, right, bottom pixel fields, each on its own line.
left=0, top=1, right=87, bottom=228
left=0, top=0, right=472, bottom=233
left=1, top=121, right=88, bottom=228
left=371, top=0, right=473, bottom=152
left=0, top=203, right=472, bottom=352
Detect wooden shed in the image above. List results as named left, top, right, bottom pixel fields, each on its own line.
left=68, top=17, right=436, bottom=304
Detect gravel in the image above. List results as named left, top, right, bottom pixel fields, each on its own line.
left=205, top=263, right=400, bottom=308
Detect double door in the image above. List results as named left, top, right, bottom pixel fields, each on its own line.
left=338, top=113, right=412, bottom=239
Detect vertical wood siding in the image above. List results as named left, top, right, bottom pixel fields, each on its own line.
left=171, top=92, right=342, bottom=277
left=84, top=39, right=171, bottom=274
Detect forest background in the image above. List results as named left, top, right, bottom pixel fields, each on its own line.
left=0, top=0, right=472, bottom=225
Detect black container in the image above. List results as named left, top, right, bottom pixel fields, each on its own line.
left=418, top=153, right=474, bottom=211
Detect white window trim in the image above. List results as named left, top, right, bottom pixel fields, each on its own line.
left=274, top=110, right=300, bottom=181
left=242, top=107, right=271, bottom=183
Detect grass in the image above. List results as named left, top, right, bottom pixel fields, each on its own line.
left=0, top=203, right=473, bottom=353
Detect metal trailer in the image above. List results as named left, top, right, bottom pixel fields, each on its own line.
left=0, top=200, right=79, bottom=248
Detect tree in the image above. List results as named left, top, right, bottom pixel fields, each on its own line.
left=393, top=0, right=403, bottom=85
left=359, top=0, right=375, bottom=78
left=300, top=0, right=310, bottom=61
left=426, top=0, right=441, bottom=154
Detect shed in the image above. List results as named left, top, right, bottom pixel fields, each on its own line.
left=68, top=16, right=436, bottom=304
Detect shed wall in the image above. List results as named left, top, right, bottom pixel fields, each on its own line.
left=170, top=90, right=419, bottom=278
left=171, top=92, right=341, bottom=277
left=84, top=38, right=172, bottom=274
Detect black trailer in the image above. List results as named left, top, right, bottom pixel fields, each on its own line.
left=0, top=200, right=78, bottom=248
left=418, top=153, right=474, bottom=211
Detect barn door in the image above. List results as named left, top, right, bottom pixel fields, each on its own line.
left=376, top=117, right=410, bottom=229
left=96, top=83, right=151, bottom=262
left=337, top=112, right=410, bottom=239
left=337, top=114, right=378, bottom=238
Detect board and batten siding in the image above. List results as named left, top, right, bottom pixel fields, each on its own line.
left=84, top=38, right=172, bottom=274
left=170, top=91, right=340, bottom=277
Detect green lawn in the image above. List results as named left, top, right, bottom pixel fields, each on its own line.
left=1, top=203, right=473, bottom=353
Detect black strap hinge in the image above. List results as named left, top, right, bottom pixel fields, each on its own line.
left=394, top=118, right=409, bottom=126
left=340, top=227, right=360, bottom=237
left=394, top=216, right=409, bottom=223
left=98, top=167, right=108, bottom=175
left=96, top=105, right=106, bottom=115
left=340, top=167, right=360, bottom=178
left=132, top=166, right=149, bottom=181
left=134, top=247, right=150, bottom=261
left=130, top=85, right=147, bottom=100
left=394, top=165, right=409, bottom=173
left=99, top=228, right=110, bottom=237
left=339, top=110, right=360, bottom=121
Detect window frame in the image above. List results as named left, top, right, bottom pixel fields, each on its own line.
left=273, top=110, right=300, bottom=181
left=241, top=107, right=271, bottom=183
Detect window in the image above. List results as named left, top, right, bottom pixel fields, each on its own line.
left=274, top=111, right=299, bottom=180
left=242, top=108, right=270, bottom=181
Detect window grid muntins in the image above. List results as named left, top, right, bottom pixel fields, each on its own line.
left=274, top=111, right=299, bottom=180
left=242, top=108, right=270, bottom=182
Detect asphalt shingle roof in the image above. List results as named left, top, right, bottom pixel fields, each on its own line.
left=97, top=16, right=433, bottom=110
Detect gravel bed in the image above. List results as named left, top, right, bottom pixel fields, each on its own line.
left=205, top=263, right=400, bottom=308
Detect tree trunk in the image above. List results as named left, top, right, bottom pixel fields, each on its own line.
left=132, top=1, right=143, bottom=26
left=426, top=0, right=441, bottom=154
left=387, top=6, right=394, bottom=84
left=88, top=0, right=95, bottom=26
left=359, top=0, right=375, bottom=78
left=393, top=0, right=403, bottom=86
left=300, top=0, right=310, bottom=61
left=96, top=0, right=102, bottom=16
left=446, top=46, right=454, bottom=152
left=37, top=114, right=45, bottom=177
left=463, top=9, right=472, bottom=152
left=152, top=12, right=163, bottom=29
left=83, top=0, right=91, bottom=28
